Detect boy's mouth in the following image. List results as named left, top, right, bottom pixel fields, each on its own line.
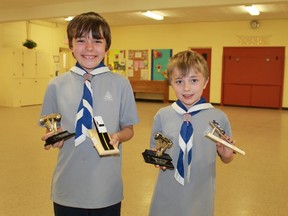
left=83, top=55, right=96, bottom=59
left=183, top=94, right=193, bottom=98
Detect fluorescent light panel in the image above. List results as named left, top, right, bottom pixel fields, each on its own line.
left=245, top=5, right=260, bottom=16
left=142, top=11, right=164, bottom=20
left=64, top=16, right=74, bottom=21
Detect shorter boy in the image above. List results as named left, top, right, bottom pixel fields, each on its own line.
left=149, top=50, right=234, bottom=216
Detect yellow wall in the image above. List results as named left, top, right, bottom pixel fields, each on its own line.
left=0, top=19, right=287, bottom=107
left=0, top=21, right=70, bottom=107
left=0, top=21, right=68, bottom=53
left=110, top=19, right=288, bottom=107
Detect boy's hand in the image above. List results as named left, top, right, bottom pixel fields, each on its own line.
left=216, top=135, right=235, bottom=163
left=154, top=164, right=167, bottom=171
left=151, top=148, right=167, bottom=171
left=41, top=128, right=64, bottom=150
left=109, top=133, right=120, bottom=147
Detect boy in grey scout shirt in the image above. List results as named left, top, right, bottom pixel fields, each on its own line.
left=40, top=12, right=138, bottom=216
left=149, top=50, right=234, bottom=216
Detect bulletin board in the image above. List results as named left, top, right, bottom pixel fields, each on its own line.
left=106, top=49, right=126, bottom=77
left=127, top=49, right=149, bottom=80
left=151, top=49, right=172, bottom=80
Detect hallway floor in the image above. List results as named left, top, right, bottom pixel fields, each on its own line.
left=0, top=101, right=287, bottom=216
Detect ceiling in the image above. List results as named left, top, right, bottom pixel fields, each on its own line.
left=0, top=0, right=288, bottom=26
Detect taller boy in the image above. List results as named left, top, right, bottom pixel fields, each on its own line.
left=40, top=12, right=138, bottom=216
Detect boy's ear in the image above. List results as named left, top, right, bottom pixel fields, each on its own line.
left=203, top=77, right=209, bottom=89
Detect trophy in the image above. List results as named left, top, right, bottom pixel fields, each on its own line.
left=39, top=113, right=75, bottom=146
left=142, top=132, right=174, bottom=169
left=205, top=120, right=246, bottom=155
left=88, top=116, right=120, bottom=156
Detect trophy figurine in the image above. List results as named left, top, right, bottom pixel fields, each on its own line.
left=39, top=113, right=75, bottom=146
left=142, top=132, right=174, bottom=169
left=205, top=120, right=246, bottom=156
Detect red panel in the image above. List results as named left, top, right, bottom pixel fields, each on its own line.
left=223, top=84, right=251, bottom=106
left=253, top=56, right=284, bottom=85
left=222, top=47, right=284, bottom=108
left=251, top=85, right=281, bottom=108
left=223, top=56, right=258, bottom=84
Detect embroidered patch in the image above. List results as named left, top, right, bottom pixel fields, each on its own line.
left=104, top=91, right=113, bottom=101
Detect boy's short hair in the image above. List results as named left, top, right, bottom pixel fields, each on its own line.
left=67, top=12, right=111, bottom=51
left=167, top=50, right=209, bottom=83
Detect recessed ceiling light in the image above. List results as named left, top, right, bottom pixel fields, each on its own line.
left=142, top=11, right=164, bottom=20
left=245, top=5, right=260, bottom=16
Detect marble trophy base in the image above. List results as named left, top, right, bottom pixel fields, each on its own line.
left=142, top=149, right=174, bottom=169
left=44, top=131, right=75, bottom=146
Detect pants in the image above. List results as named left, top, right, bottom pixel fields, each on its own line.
left=53, top=202, right=121, bottom=216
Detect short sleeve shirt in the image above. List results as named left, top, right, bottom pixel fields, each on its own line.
left=40, top=70, right=139, bottom=208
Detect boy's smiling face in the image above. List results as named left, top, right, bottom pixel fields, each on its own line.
left=171, top=67, right=208, bottom=109
left=71, top=30, right=107, bottom=72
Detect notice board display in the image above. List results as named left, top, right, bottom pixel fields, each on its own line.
left=106, top=49, right=126, bottom=77
left=127, top=50, right=149, bottom=80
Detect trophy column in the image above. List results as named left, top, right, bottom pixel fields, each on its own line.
left=40, top=113, right=75, bottom=146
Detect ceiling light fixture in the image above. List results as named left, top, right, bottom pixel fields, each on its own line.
left=64, top=16, right=74, bottom=21
left=142, top=11, right=164, bottom=20
left=245, top=5, right=260, bottom=16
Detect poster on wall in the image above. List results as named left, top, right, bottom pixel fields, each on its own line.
left=151, top=49, right=172, bottom=80
left=106, top=50, right=126, bottom=76
left=127, top=49, right=149, bottom=80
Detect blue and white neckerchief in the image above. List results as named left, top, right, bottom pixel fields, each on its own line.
left=172, top=98, right=214, bottom=185
left=71, top=62, right=110, bottom=147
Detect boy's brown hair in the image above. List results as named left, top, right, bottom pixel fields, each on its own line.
left=167, top=50, right=209, bottom=83
left=67, top=12, right=111, bottom=51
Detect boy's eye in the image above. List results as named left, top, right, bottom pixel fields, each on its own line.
left=76, top=38, right=85, bottom=43
left=94, top=39, right=103, bottom=43
left=175, top=80, right=183, bottom=84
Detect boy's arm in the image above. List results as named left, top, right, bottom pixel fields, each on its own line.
left=109, top=125, right=134, bottom=146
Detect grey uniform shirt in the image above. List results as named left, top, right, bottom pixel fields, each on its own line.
left=149, top=105, right=231, bottom=216
left=40, top=69, right=138, bottom=208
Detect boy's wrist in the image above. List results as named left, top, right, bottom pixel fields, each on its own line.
left=218, top=153, right=234, bottom=163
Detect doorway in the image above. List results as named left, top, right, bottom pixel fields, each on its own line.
left=58, top=47, right=76, bottom=75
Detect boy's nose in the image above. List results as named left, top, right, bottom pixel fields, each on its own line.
left=184, top=82, right=191, bottom=91
left=86, top=42, right=93, bottom=49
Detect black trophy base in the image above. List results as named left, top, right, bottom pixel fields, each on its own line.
left=142, top=149, right=174, bottom=169
left=45, top=131, right=75, bottom=146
